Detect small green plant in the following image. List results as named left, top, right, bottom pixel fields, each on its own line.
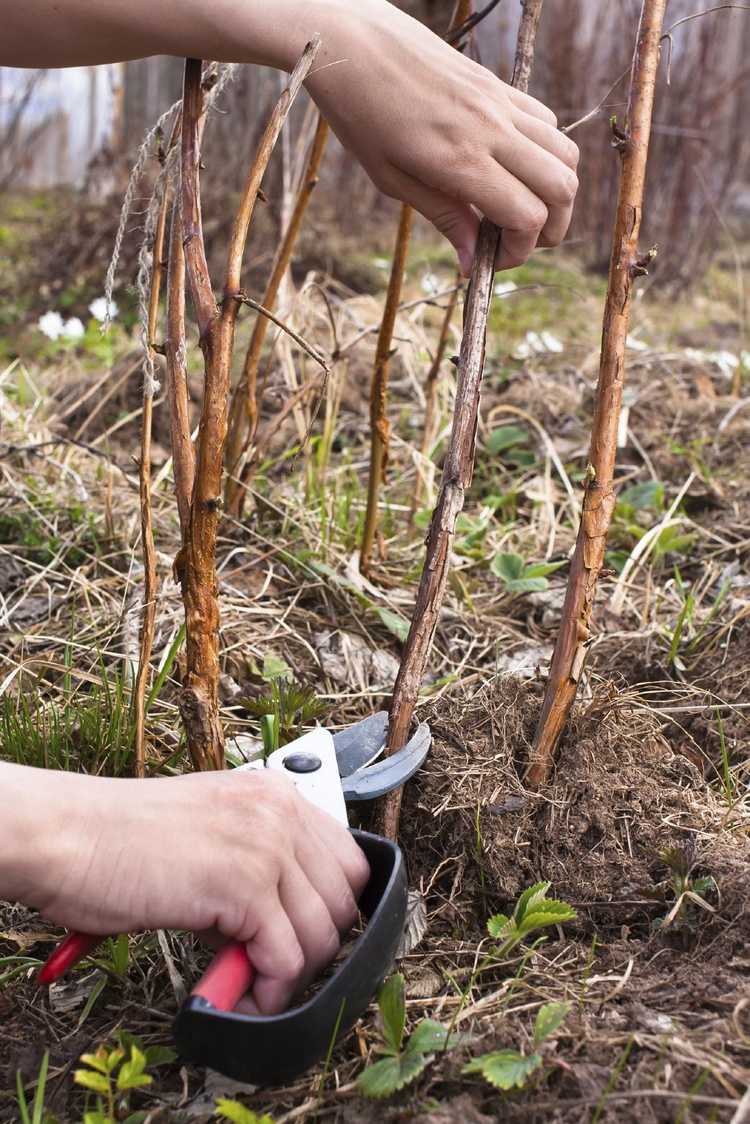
left=74, top=1044, right=151, bottom=1123
left=0, top=667, right=134, bottom=775
left=463, top=1000, right=571, bottom=1091
left=654, top=845, right=716, bottom=931
left=16, top=1051, right=54, bottom=1124
left=357, top=974, right=463, bottom=1099
left=487, top=882, right=577, bottom=959
left=73, top=1035, right=175, bottom=1124
left=214, top=1102, right=274, bottom=1124
left=239, top=657, right=327, bottom=754
left=490, top=553, right=565, bottom=594
left=485, top=423, right=537, bottom=467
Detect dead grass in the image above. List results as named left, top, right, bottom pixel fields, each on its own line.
left=0, top=238, right=749, bottom=1122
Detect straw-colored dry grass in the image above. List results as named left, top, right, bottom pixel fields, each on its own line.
left=1, top=236, right=748, bottom=1121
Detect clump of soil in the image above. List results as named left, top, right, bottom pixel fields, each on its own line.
left=403, top=679, right=749, bottom=945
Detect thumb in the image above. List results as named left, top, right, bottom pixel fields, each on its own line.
left=377, top=164, right=479, bottom=276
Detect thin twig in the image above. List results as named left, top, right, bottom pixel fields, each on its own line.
left=360, top=204, right=414, bottom=575
left=133, top=176, right=170, bottom=778
left=225, top=114, right=329, bottom=516
left=237, top=296, right=331, bottom=372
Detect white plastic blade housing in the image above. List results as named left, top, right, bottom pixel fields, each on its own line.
left=268, top=729, right=348, bottom=824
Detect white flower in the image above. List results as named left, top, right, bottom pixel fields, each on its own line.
left=420, top=271, right=440, bottom=295
left=61, top=317, right=85, bottom=340
left=37, top=311, right=65, bottom=340
left=626, top=334, right=649, bottom=351
left=539, top=331, right=563, bottom=353
left=89, top=297, right=118, bottom=322
left=513, top=330, right=563, bottom=359
left=494, top=280, right=517, bottom=296
left=373, top=257, right=390, bottom=270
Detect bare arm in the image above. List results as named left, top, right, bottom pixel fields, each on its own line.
left=3, top=0, right=578, bottom=273
left=0, top=761, right=369, bottom=1014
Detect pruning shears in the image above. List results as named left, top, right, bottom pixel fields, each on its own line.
left=38, top=712, right=430, bottom=1084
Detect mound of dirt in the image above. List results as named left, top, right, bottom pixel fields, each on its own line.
left=401, top=679, right=750, bottom=946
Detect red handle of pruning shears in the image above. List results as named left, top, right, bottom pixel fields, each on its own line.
left=39, top=931, right=255, bottom=1012
left=190, top=941, right=256, bottom=1009
left=37, top=931, right=102, bottom=985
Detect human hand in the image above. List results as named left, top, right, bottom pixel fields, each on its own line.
left=6, top=764, right=369, bottom=1015
left=303, top=0, right=579, bottom=274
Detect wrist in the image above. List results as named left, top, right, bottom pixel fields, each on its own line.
left=177, top=0, right=358, bottom=73
left=0, top=764, right=70, bottom=907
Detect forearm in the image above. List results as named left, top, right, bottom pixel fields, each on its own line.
left=2, top=0, right=348, bottom=70
left=0, top=763, right=67, bottom=906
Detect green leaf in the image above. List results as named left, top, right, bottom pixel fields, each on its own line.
left=486, top=913, right=511, bottom=939
left=464, top=1050, right=542, bottom=1090
left=214, top=1101, right=275, bottom=1124
left=143, top=1044, right=177, bottom=1068
left=78, top=1052, right=111, bottom=1076
left=74, top=1070, right=111, bottom=1095
left=519, top=904, right=577, bottom=936
left=31, top=1051, right=49, bottom=1124
left=357, top=1051, right=429, bottom=1099
left=109, top=933, right=130, bottom=975
left=619, top=480, right=664, bottom=512
left=117, top=1047, right=152, bottom=1091
left=378, top=975, right=406, bottom=1054
left=376, top=607, right=410, bottom=643
left=260, top=713, right=279, bottom=756
left=533, top=1001, right=572, bottom=1046
left=15, top=1071, right=31, bottom=1124
left=505, top=576, right=549, bottom=594
left=83, top=1114, right=110, bottom=1124
left=514, top=882, right=551, bottom=924
left=490, top=553, right=525, bottom=582
left=76, top=971, right=108, bottom=1029
left=487, top=425, right=528, bottom=454
left=523, top=560, right=566, bottom=579
left=506, top=449, right=536, bottom=467
left=262, top=654, right=292, bottom=681
left=406, top=1019, right=461, bottom=1056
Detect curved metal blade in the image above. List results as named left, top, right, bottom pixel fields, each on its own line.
left=332, top=711, right=389, bottom=777
left=341, top=722, right=431, bottom=801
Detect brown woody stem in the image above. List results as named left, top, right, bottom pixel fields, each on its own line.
left=375, top=0, right=545, bottom=840
left=411, top=274, right=461, bottom=518
left=165, top=197, right=194, bottom=537
left=360, top=203, right=414, bottom=575
left=177, top=47, right=317, bottom=770
left=527, top=0, right=667, bottom=787
left=225, top=113, right=329, bottom=516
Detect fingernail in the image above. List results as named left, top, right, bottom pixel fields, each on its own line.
left=458, top=247, right=473, bottom=277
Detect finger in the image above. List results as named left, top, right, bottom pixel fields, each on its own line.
left=509, top=112, right=578, bottom=247
left=537, top=197, right=575, bottom=249
left=376, top=162, right=479, bottom=276
left=294, top=832, right=359, bottom=934
left=280, top=866, right=340, bottom=992
left=402, top=150, right=548, bottom=259
left=303, top=805, right=370, bottom=898
left=495, top=226, right=540, bottom=273
left=512, top=110, right=580, bottom=170
left=492, top=126, right=578, bottom=216
left=506, top=86, right=558, bottom=127
left=243, top=899, right=305, bottom=1016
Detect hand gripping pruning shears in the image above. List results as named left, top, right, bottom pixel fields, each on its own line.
left=38, top=713, right=430, bottom=1084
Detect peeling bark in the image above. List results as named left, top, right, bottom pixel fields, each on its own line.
left=528, top=0, right=667, bottom=787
